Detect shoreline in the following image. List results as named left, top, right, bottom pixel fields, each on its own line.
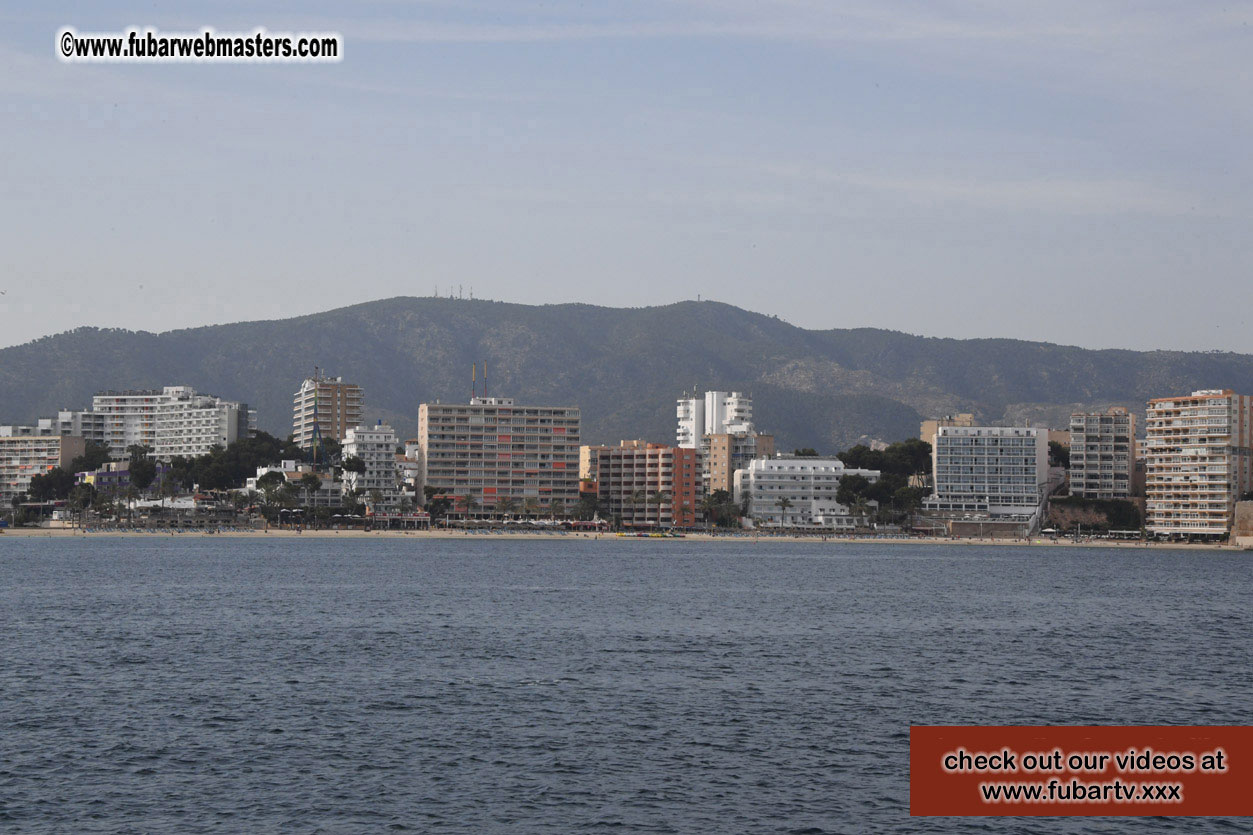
left=2, top=527, right=1248, bottom=550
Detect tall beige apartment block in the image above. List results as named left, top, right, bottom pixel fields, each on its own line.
left=1144, top=389, right=1253, bottom=537
left=292, top=375, right=363, bottom=450
left=417, top=396, right=581, bottom=513
left=0, top=428, right=86, bottom=505
left=1069, top=407, right=1136, bottom=499
left=703, top=432, right=774, bottom=495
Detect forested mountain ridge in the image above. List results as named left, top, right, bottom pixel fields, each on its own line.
left=3, top=298, right=1250, bottom=450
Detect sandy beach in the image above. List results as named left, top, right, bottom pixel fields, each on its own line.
left=3, top=526, right=1249, bottom=550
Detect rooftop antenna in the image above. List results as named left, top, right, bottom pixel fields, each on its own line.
left=484, top=360, right=488, bottom=397
left=471, top=362, right=477, bottom=402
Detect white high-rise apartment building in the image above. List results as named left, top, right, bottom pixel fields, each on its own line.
left=676, top=390, right=754, bottom=448
left=676, top=390, right=770, bottom=494
left=1144, top=389, right=1253, bottom=538
left=734, top=455, right=880, bottom=529
left=342, top=421, right=401, bottom=512
left=925, top=426, right=1049, bottom=518
left=91, top=390, right=164, bottom=454
left=92, top=387, right=254, bottom=460
left=1069, top=407, right=1136, bottom=499
left=153, top=387, right=255, bottom=459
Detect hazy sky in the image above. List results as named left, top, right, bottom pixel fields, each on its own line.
left=4, top=1, right=1252, bottom=351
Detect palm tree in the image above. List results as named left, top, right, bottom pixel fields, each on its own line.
left=497, top=496, right=519, bottom=520
left=461, top=492, right=480, bottom=519
left=850, top=497, right=872, bottom=529
left=776, top=496, right=794, bottom=528
left=698, top=493, right=721, bottom=528
left=627, top=489, right=646, bottom=528
left=650, top=490, right=671, bottom=528
left=160, top=473, right=179, bottom=506
left=124, top=485, right=139, bottom=525
left=522, top=497, right=540, bottom=520
left=549, top=498, right=566, bottom=520
left=68, top=484, right=92, bottom=529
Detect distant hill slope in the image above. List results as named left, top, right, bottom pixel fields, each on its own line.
left=3, top=298, right=1252, bottom=451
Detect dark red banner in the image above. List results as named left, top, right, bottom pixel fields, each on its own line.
left=911, top=726, right=1253, bottom=816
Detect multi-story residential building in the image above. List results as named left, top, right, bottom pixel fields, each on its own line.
left=91, top=387, right=253, bottom=459
left=924, top=426, right=1049, bottom=520
left=590, top=441, right=702, bottom=528
left=676, top=390, right=772, bottom=493
left=704, top=432, right=775, bottom=494
left=0, top=426, right=86, bottom=504
left=342, top=422, right=402, bottom=513
left=292, top=374, right=364, bottom=450
left=676, top=390, right=755, bottom=448
left=1144, top=389, right=1253, bottom=538
left=91, top=390, right=164, bottom=454
left=51, top=410, right=107, bottom=445
left=1069, top=407, right=1136, bottom=499
left=417, top=396, right=581, bottom=515
left=733, top=455, right=880, bottom=529
left=7, top=413, right=105, bottom=447
left=579, top=444, right=609, bottom=482
left=153, top=387, right=254, bottom=460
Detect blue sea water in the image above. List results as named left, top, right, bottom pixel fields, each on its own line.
left=0, top=536, right=1249, bottom=833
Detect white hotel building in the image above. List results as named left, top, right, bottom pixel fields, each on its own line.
left=734, top=455, right=880, bottom=529
left=677, top=390, right=774, bottom=493
left=925, top=426, right=1049, bottom=520
left=154, top=388, right=254, bottom=459
left=92, top=386, right=254, bottom=459
left=342, top=421, right=402, bottom=512
left=676, top=390, right=754, bottom=448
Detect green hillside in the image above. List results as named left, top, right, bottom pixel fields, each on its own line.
left=3, top=298, right=1251, bottom=451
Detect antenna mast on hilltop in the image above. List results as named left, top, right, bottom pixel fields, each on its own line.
left=471, top=362, right=477, bottom=402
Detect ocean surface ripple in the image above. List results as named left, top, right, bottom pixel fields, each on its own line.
left=1, top=538, right=1249, bottom=833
